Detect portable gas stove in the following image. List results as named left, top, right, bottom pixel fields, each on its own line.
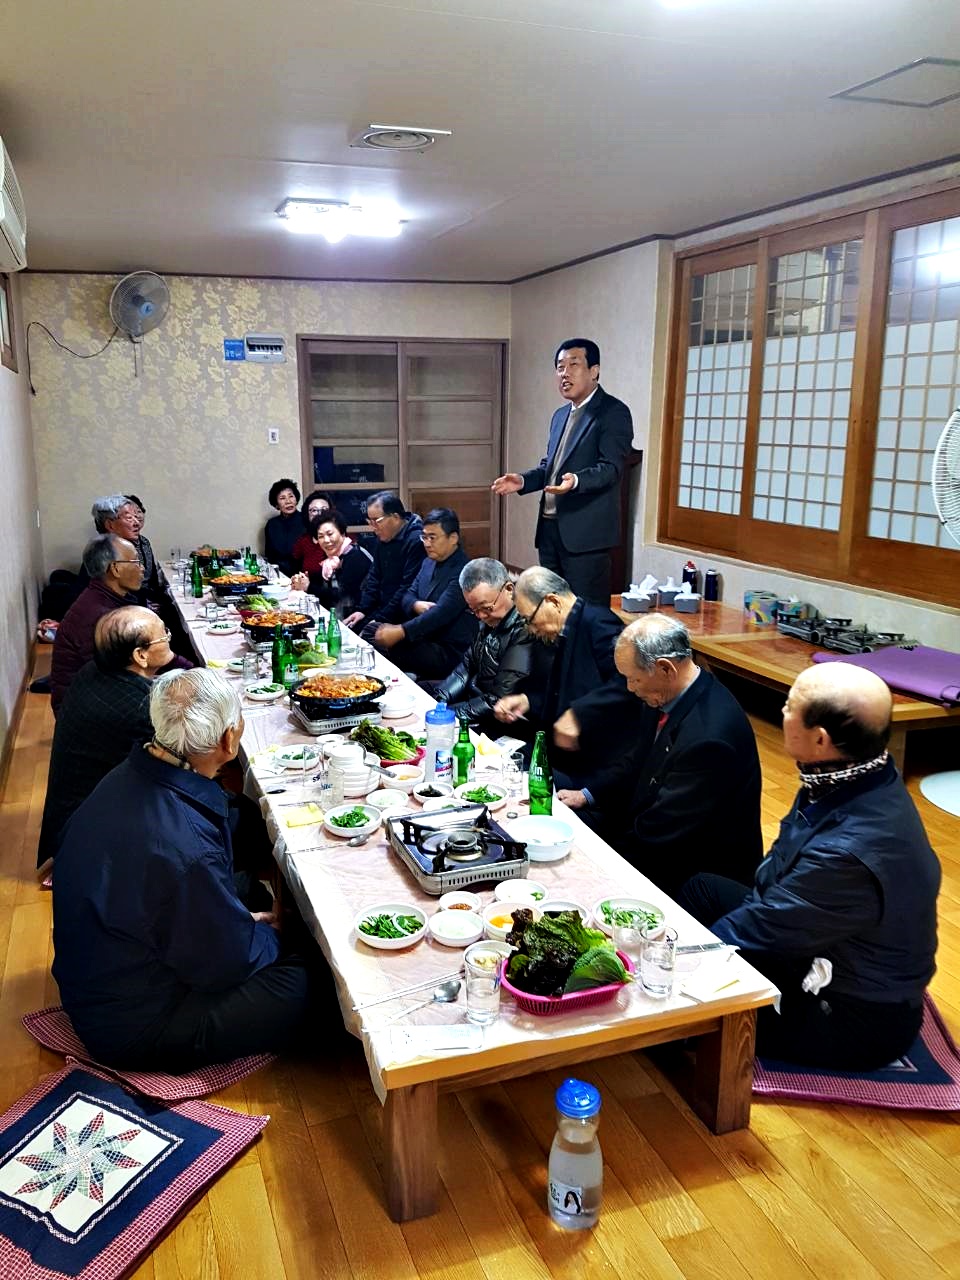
left=386, top=803, right=529, bottom=894
left=290, top=701, right=383, bottom=735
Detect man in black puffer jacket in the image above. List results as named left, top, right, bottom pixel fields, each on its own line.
left=429, top=559, right=533, bottom=733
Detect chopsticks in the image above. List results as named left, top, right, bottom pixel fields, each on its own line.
left=352, top=969, right=464, bottom=1012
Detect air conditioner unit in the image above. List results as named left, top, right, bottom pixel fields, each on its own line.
left=0, top=138, right=27, bottom=272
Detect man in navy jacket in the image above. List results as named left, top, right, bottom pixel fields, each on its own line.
left=53, top=668, right=309, bottom=1070
left=373, top=508, right=477, bottom=679
left=680, top=663, right=941, bottom=1070
left=343, top=491, right=425, bottom=640
left=492, top=339, right=633, bottom=604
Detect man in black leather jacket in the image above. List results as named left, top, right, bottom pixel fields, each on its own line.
left=429, top=559, right=533, bottom=734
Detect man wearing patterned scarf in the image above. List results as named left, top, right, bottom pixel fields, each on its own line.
left=679, top=663, right=941, bottom=1071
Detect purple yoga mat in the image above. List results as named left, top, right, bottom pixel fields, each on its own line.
left=811, top=645, right=960, bottom=705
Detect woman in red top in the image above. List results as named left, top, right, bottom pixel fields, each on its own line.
left=291, top=509, right=372, bottom=616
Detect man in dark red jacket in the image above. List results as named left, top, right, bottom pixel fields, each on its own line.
left=51, top=534, right=190, bottom=715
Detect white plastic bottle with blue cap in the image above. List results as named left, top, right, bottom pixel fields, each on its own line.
left=424, top=702, right=457, bottom=784
left=548, top=1077, right=602, bottom=1229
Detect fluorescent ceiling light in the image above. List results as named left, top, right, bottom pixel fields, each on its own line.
left=276, top=198, right=403, bottom=243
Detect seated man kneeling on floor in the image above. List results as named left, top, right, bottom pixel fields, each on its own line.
left=52, top=667, right=310, bottom=1071
left=678, top=663, right=941, bottom=1071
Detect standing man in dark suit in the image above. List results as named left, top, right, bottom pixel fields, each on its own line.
left=560, top=615, right=763, bottom=897
left=491, top=339, right=633, bottom=605
left=493, top=567, right=635, bottom=787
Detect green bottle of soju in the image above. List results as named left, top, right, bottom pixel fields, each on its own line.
left=452, top=716, right=476, bottom=787
left=528, top=730, right=554, bottom=815
left=281, top=647, right=299, bottom=693
left=190, top=555, right=203, bottom=598
left=326, top=609, right=342, bottom=660
left=271, top=623, right=285, bottom=683
left=208, top=551, right=221, bottom=580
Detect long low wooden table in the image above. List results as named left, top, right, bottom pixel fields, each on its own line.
left=613, top=598, right=960, bottom=771
left=173, top=579, right=779, bottom=1221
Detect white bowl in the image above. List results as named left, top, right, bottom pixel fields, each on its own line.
left=323, top=803, right=381, bottom=840
left=483, top=900, right=540, bottom=942
left=380, top=689, right=416, bottom=719
left=207, top=621, right=240, bottom=636
left=382, top=763, right=425, bottom=793
left=261, top=585, right=290, bottom=601
left=539, top=899, right=590, bottom=922
left=429, top=909, right=484, bottom=947
left=454, top=781, right=508, bottom=811
left=244, top=682, right=286, bottom=703
left=510, top=815, right=574, bottom=863
left=421, top=796, right=471, bottom=813
left=438, top=889, right=483, bottom=913
left=591, top=897, right=665, bottom=938
left=274, top=744, right=322, bottom=771
left=354, top=902, right=427, bottom=950
left=365, top=789, right=410, bottom=815
left=494, top=878, right=546, bottom=904
left=412, top=780, right=454, bottom=805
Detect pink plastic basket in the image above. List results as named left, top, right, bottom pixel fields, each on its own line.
left=499, top=952, right=635, bottom=1017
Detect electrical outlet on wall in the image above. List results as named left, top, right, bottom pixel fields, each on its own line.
left=267, top=428, right=280, bottom=445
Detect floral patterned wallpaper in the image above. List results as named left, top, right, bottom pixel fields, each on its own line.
left=21, top=273, right=510, bottom=573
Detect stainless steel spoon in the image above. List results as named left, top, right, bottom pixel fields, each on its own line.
left=373, top=979, right=462, bottom=1028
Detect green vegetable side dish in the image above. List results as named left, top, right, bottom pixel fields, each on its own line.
left=505, top=909, right=632, bottom=997
left=248, top=683, right=282, bottom=695
left=331, top=806, right=372, bottom=829
left=351, top=719, right=420, bottom=762
left=359, top=913, right=423, bottom=940
left=462, top=785, right=502, bottom=804
left=600, top=901, right=662, bottom=930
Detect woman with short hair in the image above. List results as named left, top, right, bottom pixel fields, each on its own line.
left=290, top=509, right=372, bottom=616
left=264, top=478, right=306, bottom=576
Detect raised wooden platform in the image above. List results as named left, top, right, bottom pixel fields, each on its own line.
left=611, top=598, right=960, bottom=771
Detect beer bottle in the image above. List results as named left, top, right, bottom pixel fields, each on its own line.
left=271, top=623, right=285, bottom=683
left=452, top=716, right=476, bottom=787
left=326, top=609, right=342, bottom=660
left=528, top=730, right=554, bottom=815
left=190, top=555, right=203, bottom=599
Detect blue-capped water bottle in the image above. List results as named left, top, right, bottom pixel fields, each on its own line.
left=547, top=1078, right=603, bottom=1229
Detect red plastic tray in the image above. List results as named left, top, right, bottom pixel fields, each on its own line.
left=499, top=952, right=634, bottom=1016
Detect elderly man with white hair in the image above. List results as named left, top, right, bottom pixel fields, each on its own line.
left=52, top=668, right=310, bottom=1071
left=679, top=662, right=941, bottom=1070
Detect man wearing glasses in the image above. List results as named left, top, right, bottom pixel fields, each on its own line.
left=372, top=508, right=477, bottom=679
left=38, top=606, right=175, bottom=868
left=51, top=534, right=192, bottom=716
left=561, top=614, right=763, bottom=896
left=491, top=339, right=633, bottom=605
left=429, top=559, right=534, bottom=732
left=493, top=566, right=635, bottom=786
left=342, top=492, right=426, bottom=640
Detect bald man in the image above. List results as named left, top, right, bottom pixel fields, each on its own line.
left=38, top=607, right=174, bottom=867
left=679, top=663, right=941, bottom=1071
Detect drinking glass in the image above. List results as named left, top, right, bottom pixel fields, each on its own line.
left=356, top=647, right=376, bottom=673
left=501, top=752, right=524, bottom=802
left=242, top=653, right=261, bottom=687
left=612, top=918, right=648, bottom=966
left=640, top=926, right=678, bottom=999
left=203, top=601, right=221, bottom=621
left=464, top=954, right=501, bottom=1025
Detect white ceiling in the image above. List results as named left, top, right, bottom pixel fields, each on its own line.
left=2, top=0, right=959, bottom=282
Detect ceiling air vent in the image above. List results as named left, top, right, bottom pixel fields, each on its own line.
left=832, top=58, right=960, bottom=108
left=350, top=123, right=452, bottom=153
left=244, top=333, right=285, bottom=363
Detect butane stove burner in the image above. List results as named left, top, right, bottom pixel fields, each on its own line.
left=386, top=804, right=530, bottom=894
left=289, top=701, right=383, bottom=735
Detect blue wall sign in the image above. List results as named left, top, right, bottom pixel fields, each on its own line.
left=223, top=339, right=246, bottom=361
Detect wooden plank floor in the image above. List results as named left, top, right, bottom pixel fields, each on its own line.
left=2, top=653, right=959, bottom=1279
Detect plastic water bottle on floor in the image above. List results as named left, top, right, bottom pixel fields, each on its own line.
left=547, top=1078, right=602, bottom=1229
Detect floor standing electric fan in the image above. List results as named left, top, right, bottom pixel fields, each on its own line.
left=919, top=406, right=960, bottom=817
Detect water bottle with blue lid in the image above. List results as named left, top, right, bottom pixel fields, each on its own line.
left=548, top=1078, right=603, bottom=1229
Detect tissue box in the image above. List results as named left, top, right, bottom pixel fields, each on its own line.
left=675, top=593, right=702, bottom=614
left=744, top=590, right=778, bottom=625
left=621, top=591, right=654, bottom=613
left=658, top=586, right=679, bottom=607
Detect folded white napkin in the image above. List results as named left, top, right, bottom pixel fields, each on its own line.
left=385, top=1025, right=484, bottom=1063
